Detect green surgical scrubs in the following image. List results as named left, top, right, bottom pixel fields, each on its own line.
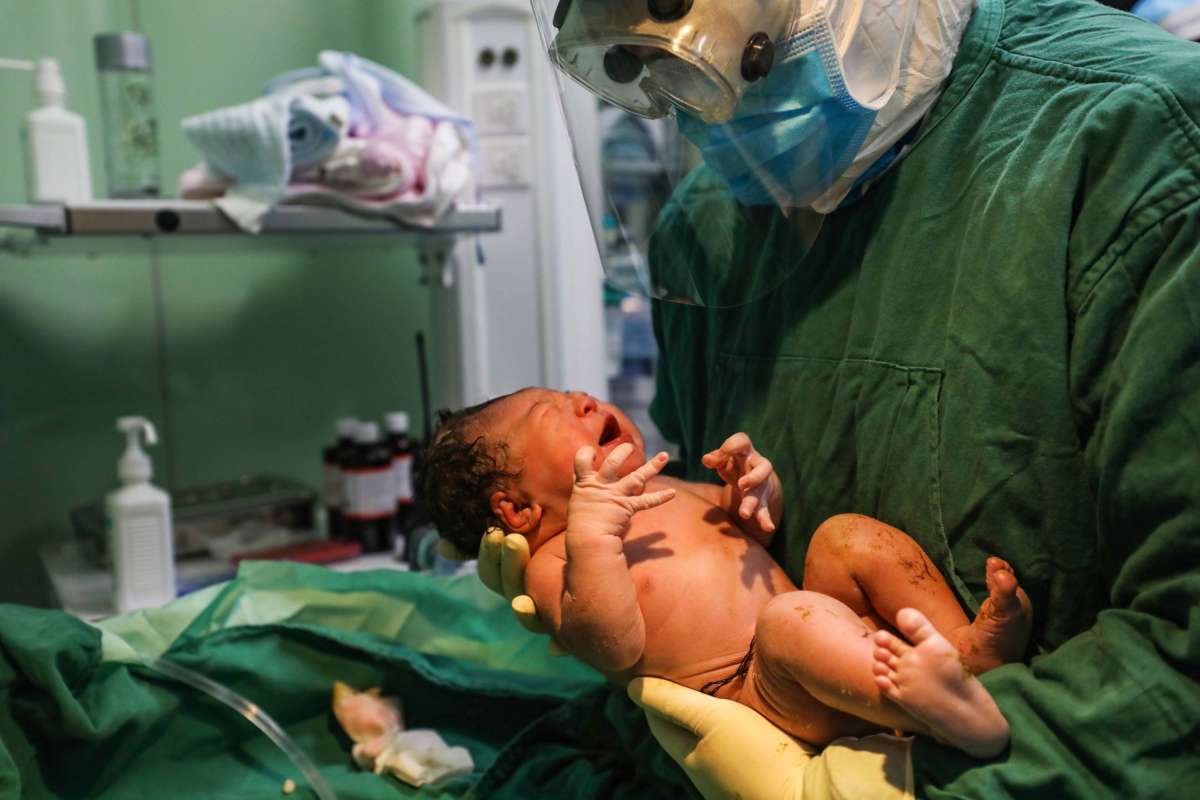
left=649, top=0, right=1200, bottom=795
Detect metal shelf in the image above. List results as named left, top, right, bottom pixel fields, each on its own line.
left=0, top=200, right=501, bottom=236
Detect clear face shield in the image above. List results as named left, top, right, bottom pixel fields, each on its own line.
left=532, top=0, right=830, bottom=308
left=546, top=0, right=798, bottom=125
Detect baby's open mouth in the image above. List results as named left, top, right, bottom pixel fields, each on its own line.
left=598, top=414, right=622, bottom=446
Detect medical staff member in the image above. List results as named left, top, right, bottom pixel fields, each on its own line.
left=477, top=0, right=1200, bottom=796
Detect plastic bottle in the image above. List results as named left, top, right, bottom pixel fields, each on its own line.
left=343, top=422, right=395, bottom=553
left=94, top=33, right=160, bottom=197
left=106, top=416, right=175, bottom=613
left=0, top=57, right=93, bottom=203
left=384, top=412, right=416, bottom=558
left=322, top=418, right=359, bottom=538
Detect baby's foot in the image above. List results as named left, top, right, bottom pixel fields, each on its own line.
left=873, top=608, right=1009, bottom=759
left=948, top=557, right=1032, bottom=674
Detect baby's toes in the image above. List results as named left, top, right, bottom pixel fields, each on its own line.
left=986, top=557, right=1016, bottom=592
left=984, top=559, right=1029, bottom=618
left=874, top=629, right=911, bottom=659
left=895, top=608, right=939, bottom=645
left=873, top=646, right=900, bottom=668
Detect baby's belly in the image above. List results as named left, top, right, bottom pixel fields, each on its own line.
left=620, top=493, right=797, bottom=690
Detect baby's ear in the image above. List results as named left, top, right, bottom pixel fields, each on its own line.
left=490, top=490, right=541, bottom=534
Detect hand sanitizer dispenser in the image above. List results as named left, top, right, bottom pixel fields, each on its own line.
left=0, top=56, right=93, bottom=203
left=107, top=416, right=175, bottom=612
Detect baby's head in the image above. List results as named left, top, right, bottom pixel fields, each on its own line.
left=422, top=387, right=645, bottom=557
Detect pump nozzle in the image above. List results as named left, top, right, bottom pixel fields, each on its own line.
left=34, top=58, right=64, bottom=106
left=0, top=57, right=65, bottom=106
left=117, top=416, right=158, bottom=484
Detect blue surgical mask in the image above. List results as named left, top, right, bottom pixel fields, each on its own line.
left=676, top=13, right=878, bottom=208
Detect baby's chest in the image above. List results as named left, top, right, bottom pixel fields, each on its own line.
left=622, top=492, right=742, bottom=566
left=622, top=496, right=782, bottom=611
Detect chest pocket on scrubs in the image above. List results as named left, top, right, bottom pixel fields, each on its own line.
left=705, top=353, right=972, bottom=604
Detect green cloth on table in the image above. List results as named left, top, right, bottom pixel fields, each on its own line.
left=0, top=561, right=696, bottom=799
left=649, top=0, right=1200, bottom=796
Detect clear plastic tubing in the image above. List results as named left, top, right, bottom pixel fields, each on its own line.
left=143, top=656, right=338, bottom=800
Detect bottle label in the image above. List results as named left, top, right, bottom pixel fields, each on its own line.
left=393, top=454, right=414, bottom=504
left=323, top=464, right=343, bottom=507
left=345, top=466, right=395, bottom=519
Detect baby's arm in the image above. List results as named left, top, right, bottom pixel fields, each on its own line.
left=526, top=445, right=675, bottom=673
left=525, top=536, right=644, bottom=673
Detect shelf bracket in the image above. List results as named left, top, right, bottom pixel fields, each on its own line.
left=418, top=242, right=456, bottom=288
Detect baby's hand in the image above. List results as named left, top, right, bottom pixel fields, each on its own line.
left=702, top=433, right=782, bottom=537
left=568, top=443, right=675, bottom=540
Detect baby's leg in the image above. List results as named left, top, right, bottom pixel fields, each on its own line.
left=742, top=590, right=938, bottom=745
left=745, top=591, right=1006, bottom=760
left=803, top=514, right=1031, bottom=673
left=873, top=608, right=1009, bottom=759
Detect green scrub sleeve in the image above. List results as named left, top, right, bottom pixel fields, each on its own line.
left=914, top=200, right=1200, bottom=797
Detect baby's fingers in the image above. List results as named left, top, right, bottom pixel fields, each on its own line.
left=737, top=457, right=773, bottom=491
left=627, top=487, right=676, bottom=513
left=619, top=451, right=670, bottom=492
left=702, top=454, right=738, bottom=487
left=599, top=442, right=637, bottom=481
left=738, top=493, right=760, bottom=520
left=755, top=505, right=776, bottom=533
left=574, top=446, right=598, bottom=481
left=706, top=432, right=753, bottom=462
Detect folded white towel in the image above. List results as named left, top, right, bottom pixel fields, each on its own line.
left=181, top=91, right=349, bottom=232
left=182, top=96, right=291, bottom=232
left=181, top=52, right=475, bottom=231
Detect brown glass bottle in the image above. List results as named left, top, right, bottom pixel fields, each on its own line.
left=323, top=418, right=359, bottom=538
left=343, top=422, right=395, bottom=553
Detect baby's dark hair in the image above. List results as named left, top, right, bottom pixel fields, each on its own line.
left=421, top=398, right=520, bottom=558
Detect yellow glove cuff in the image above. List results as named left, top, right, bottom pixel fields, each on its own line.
left=628, top=677, right=913, bottom=800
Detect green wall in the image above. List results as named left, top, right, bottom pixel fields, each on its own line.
left=0, top=0, right=431, bottom=605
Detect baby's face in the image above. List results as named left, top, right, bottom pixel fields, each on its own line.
left=491, top=387, right=646, bottom=506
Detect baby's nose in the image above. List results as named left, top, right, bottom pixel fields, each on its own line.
left=571, top=393, right=598, bottom=416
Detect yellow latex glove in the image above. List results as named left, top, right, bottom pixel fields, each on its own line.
left=628, top=677, right=913, bottom=800
left=473, top=527, right=568, bottom=655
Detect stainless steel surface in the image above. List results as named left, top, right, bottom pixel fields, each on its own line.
left=0, top=203, right=67, bottom=231
left=0, top=201, right=502, bottom=236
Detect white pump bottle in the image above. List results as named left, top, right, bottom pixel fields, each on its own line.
left=106, top=416, right=175, bottom=613
left=0, top=57, right=92, bottom=203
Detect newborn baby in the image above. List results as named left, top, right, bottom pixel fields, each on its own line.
left=424, top=388, right=1033, bottom=758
